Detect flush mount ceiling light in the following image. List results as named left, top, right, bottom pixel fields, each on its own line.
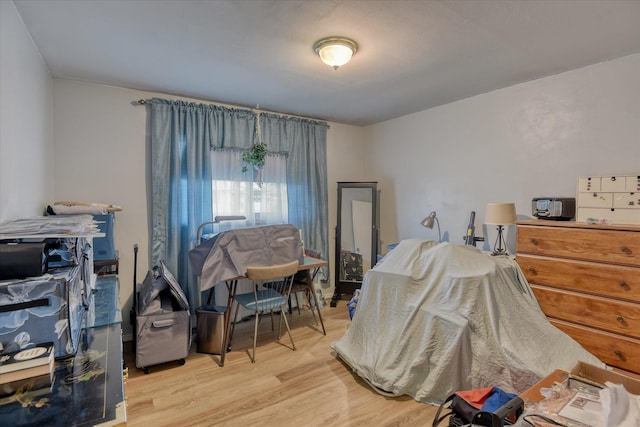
left=314, top=37, right=358, bottom=70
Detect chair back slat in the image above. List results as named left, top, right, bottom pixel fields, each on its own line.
left=246, top=260, right=299, bottom=281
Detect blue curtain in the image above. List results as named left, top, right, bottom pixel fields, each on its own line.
left=150, top=98, right=254, bottom=308
left=260, top=113, right=330, bottom=280
left=150, top=98, right=329, bottom=309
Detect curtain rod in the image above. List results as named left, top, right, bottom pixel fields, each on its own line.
left=133, top=98, right=329, bottom=126
left=135, top=98, right=253, bottom=111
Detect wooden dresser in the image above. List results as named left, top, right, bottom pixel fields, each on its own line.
left=515, top=220, right=640, bottom=375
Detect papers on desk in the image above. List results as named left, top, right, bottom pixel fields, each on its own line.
left=520, top=381, right=640, bottom=427
left=556, top=385, right=640, bottom=427
left=558, top=391, right=605, bottom=426
left=0, top=215, right=99, bottom=237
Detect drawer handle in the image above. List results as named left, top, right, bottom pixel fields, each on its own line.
left=527, top=267, right=537, bottom=274
left=619, top=281, right=630, bottom=290
left=620, top=245, right=632, bottom=254
left=616, top=316, right=625, bottom=324
left=530, top=238, right=538, bottom=245
left=614, top=350, right=626, bottom=361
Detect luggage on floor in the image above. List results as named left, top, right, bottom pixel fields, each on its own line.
left=132, top=245, right=191, bottom=374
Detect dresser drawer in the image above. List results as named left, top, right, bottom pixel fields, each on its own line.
left=517, top=225, right=640, bottom=266
left=517, top=254, right=640, bottom=303
left=531, top=285, right=640, bottom=339
left=551, top=319, right=640, bottom=374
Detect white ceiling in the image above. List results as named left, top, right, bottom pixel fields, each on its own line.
left=13, top=0, right=640, bottom=126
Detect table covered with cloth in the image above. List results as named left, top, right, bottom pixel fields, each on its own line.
left=189, top=224, right=304, bottom=291
left=331, top=239, right=603, bottom=405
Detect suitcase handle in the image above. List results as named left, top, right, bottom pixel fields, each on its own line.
left=152, top=319, right=175, bottom=328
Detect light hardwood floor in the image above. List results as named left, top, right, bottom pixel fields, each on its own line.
left=123, top=301, right=438, bottom=426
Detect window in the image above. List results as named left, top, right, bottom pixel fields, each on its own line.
left=210, top=149, right=288, bottom=230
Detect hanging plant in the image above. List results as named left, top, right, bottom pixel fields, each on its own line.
left=241, top=142, right=268, bottom=172
left=242, top=108, right=267, bottom=187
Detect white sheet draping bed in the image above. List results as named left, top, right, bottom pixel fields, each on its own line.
left=331, top=239, right=603, bottom=405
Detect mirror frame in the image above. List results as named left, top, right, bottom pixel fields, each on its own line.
left=331, top=181, right=379, bottom=307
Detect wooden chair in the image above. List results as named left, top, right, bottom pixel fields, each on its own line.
left=229, top=260, right=299, bottom=363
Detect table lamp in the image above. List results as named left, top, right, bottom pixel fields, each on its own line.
left=485, top=203, right=516, bottom=256
left=197, top=216, right=246, bottom=243
left=421, top=211, right=441, bottom=242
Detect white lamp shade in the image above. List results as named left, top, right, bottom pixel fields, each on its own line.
left=314, top=37, right=357, bottom=69
left=318, top=44, right=353, bottom=67
left=485, top=203, right=517, bottom=225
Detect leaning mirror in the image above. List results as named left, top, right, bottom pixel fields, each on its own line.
left=331, top=182, right=379, bottom=307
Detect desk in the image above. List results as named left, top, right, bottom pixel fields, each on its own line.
left=217, top=256, right=327, bottom=367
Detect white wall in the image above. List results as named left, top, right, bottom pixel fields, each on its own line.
left=0, top=1, right=53, bottom=223
left=366, top=53, right=640, bottom=254
left=53, top=81, right=150, bottom=340
left=325, top=122, right=366, bottom=293
left=53, top=79, right=365, bottom=339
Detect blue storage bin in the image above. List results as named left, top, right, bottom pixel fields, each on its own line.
left=93, top=213, right=116, bottom=260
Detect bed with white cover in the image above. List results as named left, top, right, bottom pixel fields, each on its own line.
left=331, top=239, right=603, bottom=405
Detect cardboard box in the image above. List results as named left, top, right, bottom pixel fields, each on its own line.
left=570, top=362, right=640, bottom=395
left=520, top=369, right=569, bottom=404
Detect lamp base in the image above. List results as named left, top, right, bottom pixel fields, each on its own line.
left=491, top=225, right=509, bottom=256
left=490, top=249, right=510, bottom=256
